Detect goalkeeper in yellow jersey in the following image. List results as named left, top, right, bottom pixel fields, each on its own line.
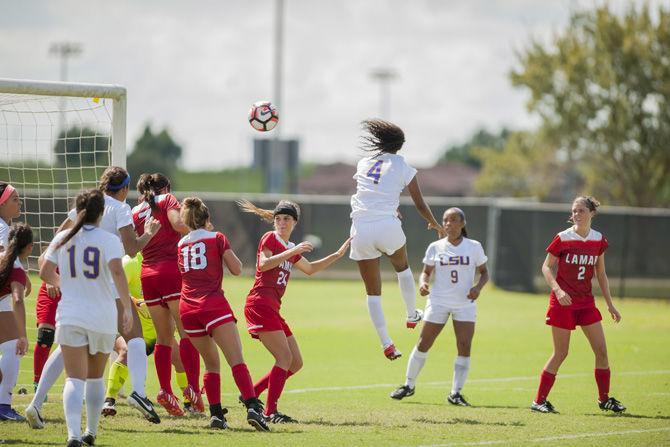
left=102, top=254, right=194, bottom=418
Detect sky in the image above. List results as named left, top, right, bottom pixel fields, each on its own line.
left=1, top=0, right=665, bottom=170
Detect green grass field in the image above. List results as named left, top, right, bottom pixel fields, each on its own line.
left=6, top=275, right=670, bottom=446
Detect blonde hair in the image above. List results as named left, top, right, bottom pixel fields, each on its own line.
left=237, top=199, right=300, bottom=223
left=181, top=197, right=210, bottom=230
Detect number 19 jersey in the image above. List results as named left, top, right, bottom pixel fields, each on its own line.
left=247, top=231, right=301, bottom=306
left=546, top=227, right=608, bottom=308
left=177, top=229, right=231, bottom=306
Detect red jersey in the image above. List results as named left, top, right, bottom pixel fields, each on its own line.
left=132, top=193, right=181, bottom=272
left=546, top=227, right=608, bottom=308
left=0, top=265, right=27, bottom=298
left=247, top=231, right=302, bottom=306
left=178, top=229, right=231, bottom=306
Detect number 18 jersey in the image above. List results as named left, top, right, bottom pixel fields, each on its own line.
left=247, top=231, right=302, bottom=306
left=546, top=227, right=608, bottom=308
left=177, top=229, right=231, bottom=306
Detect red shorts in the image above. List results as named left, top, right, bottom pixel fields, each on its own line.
left=35, top=285, right=61, bottom=326
left=180, top=295, right=236, bottom=337
left=141, top=261, right=182, bottom=308
left=545, top=304, right=602, bottom=330
left=244, top=300, right=292, bottom=339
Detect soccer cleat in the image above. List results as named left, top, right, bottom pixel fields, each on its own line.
left=265, top=412, right=298, bottom=424
left=182, top=385, right=205, bottom=414
left=245, top=399, right=270, bottom=432
left=101, top=398, right=116, bottom=417
left=0, top=404, right=26, bottom=422
left=25, top=404, right=45, bottom=429
left=599, top=397, right=626, bottom=413
left=66, top=439, right=83, bottom=447
left=239, top=394, right=264, bottom=407
left=447, top=392, right=471, bottom=406
left=390, top=385, right=415, bottom=400
left=406, top=309, right=423, bottom=328
left=156, top=389, right=185, bottom=417
left=81, top=432, right=96, bottom=446
left=209, top=414, right=228, bottom=430
left=383, top=343, right=402, bottom=360
left=127, top=392, right=161, bottom=424
left=530, top=400, right=559, bottom=413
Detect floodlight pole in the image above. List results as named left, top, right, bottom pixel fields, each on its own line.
left=370, top=68, right=398, bottom=120
left=49, top=42, right=82, bottom=147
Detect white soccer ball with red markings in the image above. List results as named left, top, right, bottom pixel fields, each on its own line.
left=248, top=101, right=279, bottom=132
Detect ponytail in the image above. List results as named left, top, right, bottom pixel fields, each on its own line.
left=181, top=197, right=210, bottom=230
left=0, top=223, right=33, bottom=288
left=237, top=199, right=300, bottom=223
left=138, top=173, right=171, bottom=212
left=360, top=119, right=405, bottom=157
left=461, top=227, right=468, bottom=238
left=57, top=189, right=105, bottom=248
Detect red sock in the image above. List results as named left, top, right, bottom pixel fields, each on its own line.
left=254, top=369, right=294, bottom=397
left=203, top=372, right=221, bottom=406
left=231, top=363, right=255, bottom=401
left=33, top=343, right=51, bottom=383
left=154, top=344, right=173, bottom=394
left=179, top=338, right=201, bottom=392
left=265, top=366, right=288, bottom=416
left=535, top=369, right=556, bottom=403
left=595, top=368, right=610, bottom=402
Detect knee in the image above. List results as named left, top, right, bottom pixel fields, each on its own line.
left=416, top=338, right=433, bottom=352
left=394, top=262, right=409, bottom=273
left=290, top=356, right=303, bottom=373
left=456, top=341, right=471, bottom=356
left=553, top=348, right=569, bottom=362
left=36, top=327, right=55, bottom=348
left=593, top=344, right=608, bottom=362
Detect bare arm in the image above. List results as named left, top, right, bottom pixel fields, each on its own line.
left=419, top=264, right=435, bottom=296
left=407, top=176, right=445, bottom=238
left=57, top=217, right=74, bottom=234
left=467, top=264, right=489, bottom=301
left=40, top=260, right=60, bottom=288
left=258, top=243, right=313, bottom=272
left=223, top=249, right=242, bottom=276
left=109, top=258, right=133, bottom=333
left=167, top=209, right=191, bottom=236
left=11, top=281, right=27, bottom=355
left=294, top=237, right=351, bottom=276
left=542, top=253, right=571, bottom=306
left=118, top=219, right=160, bottom=257
left=595, top=254, right=621, bottom=322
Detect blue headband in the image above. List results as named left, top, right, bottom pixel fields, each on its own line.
left=106, top=174, right=131, bottom=191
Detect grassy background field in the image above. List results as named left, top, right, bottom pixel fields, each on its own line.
left=5, top=275, right=670, bottom=446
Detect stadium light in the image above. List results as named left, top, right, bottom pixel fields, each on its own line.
left=370, top=68, right=398, bottom=120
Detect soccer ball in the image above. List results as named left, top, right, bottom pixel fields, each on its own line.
left=248, top=101, right=279, bottom=132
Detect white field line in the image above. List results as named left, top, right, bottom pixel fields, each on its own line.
left=412, top=427, right=670, bottom=447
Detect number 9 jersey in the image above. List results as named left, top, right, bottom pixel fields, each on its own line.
left=546, top=227, right=608, bottom=308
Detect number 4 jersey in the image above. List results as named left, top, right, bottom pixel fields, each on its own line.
left=177, top=229, right=231, bottom=306
left=546, top=227, right=608, bottom=308
left=247, top=231, right=302, bottom=307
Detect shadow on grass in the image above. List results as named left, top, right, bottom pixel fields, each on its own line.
left=1, top=440, right=62, bottom=446
left=414, top=417, right=525, bottom=427
left=299, top=418, right=379, bottom=427
left=397, top=401, right=449, bottom=407
left=584, top=413, right=670, bottom=420
left=475, top=405, right=528, bottom=410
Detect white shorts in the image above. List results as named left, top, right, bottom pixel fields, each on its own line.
left=349, top=217, right=406, bottom=261
left=55, top=325, right=117, bottom=355
left=423, top=300, right=476, bottom=324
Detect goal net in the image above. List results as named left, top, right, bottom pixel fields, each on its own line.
left=0, top=78, right=126, bottom=270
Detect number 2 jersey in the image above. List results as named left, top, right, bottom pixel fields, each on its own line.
left=546, top=227, right=608, bottom=309
left=350, top=153, right=417, bottom=221
left=422, top=237, right=487, bottom=308
left=177, top=229, right=231, bottom=306
left=247, top=231, right=302, bottom=308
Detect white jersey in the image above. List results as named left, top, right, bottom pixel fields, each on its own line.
left=68, top=194, right=134, bottom=239
left=45, top=225, right=125, bottom=334
left=350, top=153, right=417, bottom=221
left=423, top=237, right=487, bottom=308
left=0, top=218, right=9, bottom=248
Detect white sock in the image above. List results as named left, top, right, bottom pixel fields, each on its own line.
left=30, top=345, right=64, bottom=409
left=126, top=337, right=148, bottom=397
left=366, top=295, right=392, bottom=347
left=397, top=268, right=417, bottom=317
left=405, top=346, right=428, bottom=388
left=452, top=356, right=471, bottom=394
left=0, top=339, right=20, bottom=405
left=85, top=378, right=105, bottom=436
left=63, top=377, right=85, bottom=440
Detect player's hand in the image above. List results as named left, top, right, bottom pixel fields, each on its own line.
left=608, top=304, right=622, bottom=323
left=555, top=288, right=572, bottom=306
left=144, top=216, right=161, bottom=236
left=16, top=336, right=28, bottom=356
left=121, top=305, right=133, bottom=333
left=467, top=287, right=480, bottom=302
left=419, top=283, right=430, bottom=296
left=294, top=241, right=314, bottom=255
left=428, top=222, right=447, bottom=239
left=334, top=237, right=352, bottom=258
left=46, top=283, right=60, bottom=298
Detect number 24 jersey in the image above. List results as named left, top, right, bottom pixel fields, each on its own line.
left=247, top=231, right=302, bottom=306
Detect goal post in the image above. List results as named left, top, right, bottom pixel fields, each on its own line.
left=0, top=77, right=127, bottom=269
